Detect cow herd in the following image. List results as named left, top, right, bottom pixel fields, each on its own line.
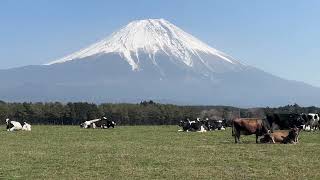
left=179, top=113, right=319, bottom=144
left=3, top=112, right=319, bottom=145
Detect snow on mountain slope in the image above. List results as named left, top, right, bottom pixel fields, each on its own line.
left=46, top=19, right=245, bottom=73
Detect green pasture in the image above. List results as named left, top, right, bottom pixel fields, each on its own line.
left=0, top=125, right=319, bottom=179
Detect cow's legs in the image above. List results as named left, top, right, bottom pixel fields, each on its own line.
left=256, top=134, right=259, bottom=144
left=237, top=134, right=240, bottom=143
left=235, top=130, right=240, bottom=143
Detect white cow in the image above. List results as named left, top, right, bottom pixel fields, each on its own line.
left=22, top=122, right=32, bottom=131
left=80, top=118, right=101, bottom=129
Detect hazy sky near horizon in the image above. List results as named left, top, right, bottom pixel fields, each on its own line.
left=1, top=0, right=320, bottom=86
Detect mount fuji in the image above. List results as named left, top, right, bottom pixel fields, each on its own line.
left=0, top=19, right=319, bottom=107
left=47, top=19, right=245, bottom=75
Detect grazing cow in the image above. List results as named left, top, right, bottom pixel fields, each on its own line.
left=178, top=118, right=207, bottom=132
left=6, top=118, right=31, bottom=132
left=266, top=113, right=305, bottom=130
left=260, top=127, right=300, bottom=144
left=232, top=118, right=270, bottom=143
left=303, top=113, right=319, bottom=131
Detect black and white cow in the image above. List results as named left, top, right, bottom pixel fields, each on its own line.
left=6, top=118, right=31, bottom=131
left=303, top=113, right=319, bottom=131
left=95, top=117, right=116, bottom=129
left=266, top=113, right=305, bottom=131
left=203, top=118, right=226, bottom=131
left=80, top=117, right=116, bottom=129
left=178, top=118, right=207, bottom=132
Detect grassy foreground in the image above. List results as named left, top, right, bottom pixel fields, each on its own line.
left=0, top=125, right=319, bottom=179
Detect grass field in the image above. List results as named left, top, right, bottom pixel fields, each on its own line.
left=0, top=126, right=319, bottom=179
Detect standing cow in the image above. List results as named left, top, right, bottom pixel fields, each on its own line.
left=266, top=113, right=305, bottom=130
left=303, top=113, right=319, bottom=131
left=232, top=118, right=270, bottom=143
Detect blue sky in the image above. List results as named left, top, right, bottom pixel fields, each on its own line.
left=1, top=0, right=320, bottom=86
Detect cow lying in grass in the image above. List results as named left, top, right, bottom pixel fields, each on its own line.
left=260, top=127, right=300, bottom=144
left=80, top=117, right=116, bottom=129
left=178, top=118, right=207, bottom=132
left=22, top=122, right=32, bottom=131
left=6, top=118, right=32, bottom=132
left=179, top=117, right=227, bottom=132
left=204, top=118, right=226, bottom=131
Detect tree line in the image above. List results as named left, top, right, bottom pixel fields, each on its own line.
left=1, top=100, right=319, bottom=126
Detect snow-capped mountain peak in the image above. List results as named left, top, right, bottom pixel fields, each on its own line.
left=46, top=18, right=244, bottom=72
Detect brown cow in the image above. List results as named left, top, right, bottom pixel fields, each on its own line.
left=260, top=127, right=300, bottom=144
left=232, top=118, right=270, bottom=143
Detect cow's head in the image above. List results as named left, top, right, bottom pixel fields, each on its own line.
left=107, top=120, right=116, bottom=126
left=5, top=118, right=10, bottom=124
left=178, top=120, right=183, bottom=127
left=80, top=122, right=88, bottom=128
left=283, top=127, right=300, bottom=144
left=290, top=127, right=300, bottom=137
left=261, top=118, right=272, bottom=133
left=179, top=119, right=191, bottom=131
left=202, top=118, right=211, bottom=129
left=179, top=120, right=188, bottom=127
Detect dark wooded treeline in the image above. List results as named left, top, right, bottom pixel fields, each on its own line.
left=0, top=100, right=198, bottom=125
left=0, top=100, right=319, bottom=126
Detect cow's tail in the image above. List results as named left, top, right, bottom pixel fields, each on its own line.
left=231, top=120, right=235, bottom=136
